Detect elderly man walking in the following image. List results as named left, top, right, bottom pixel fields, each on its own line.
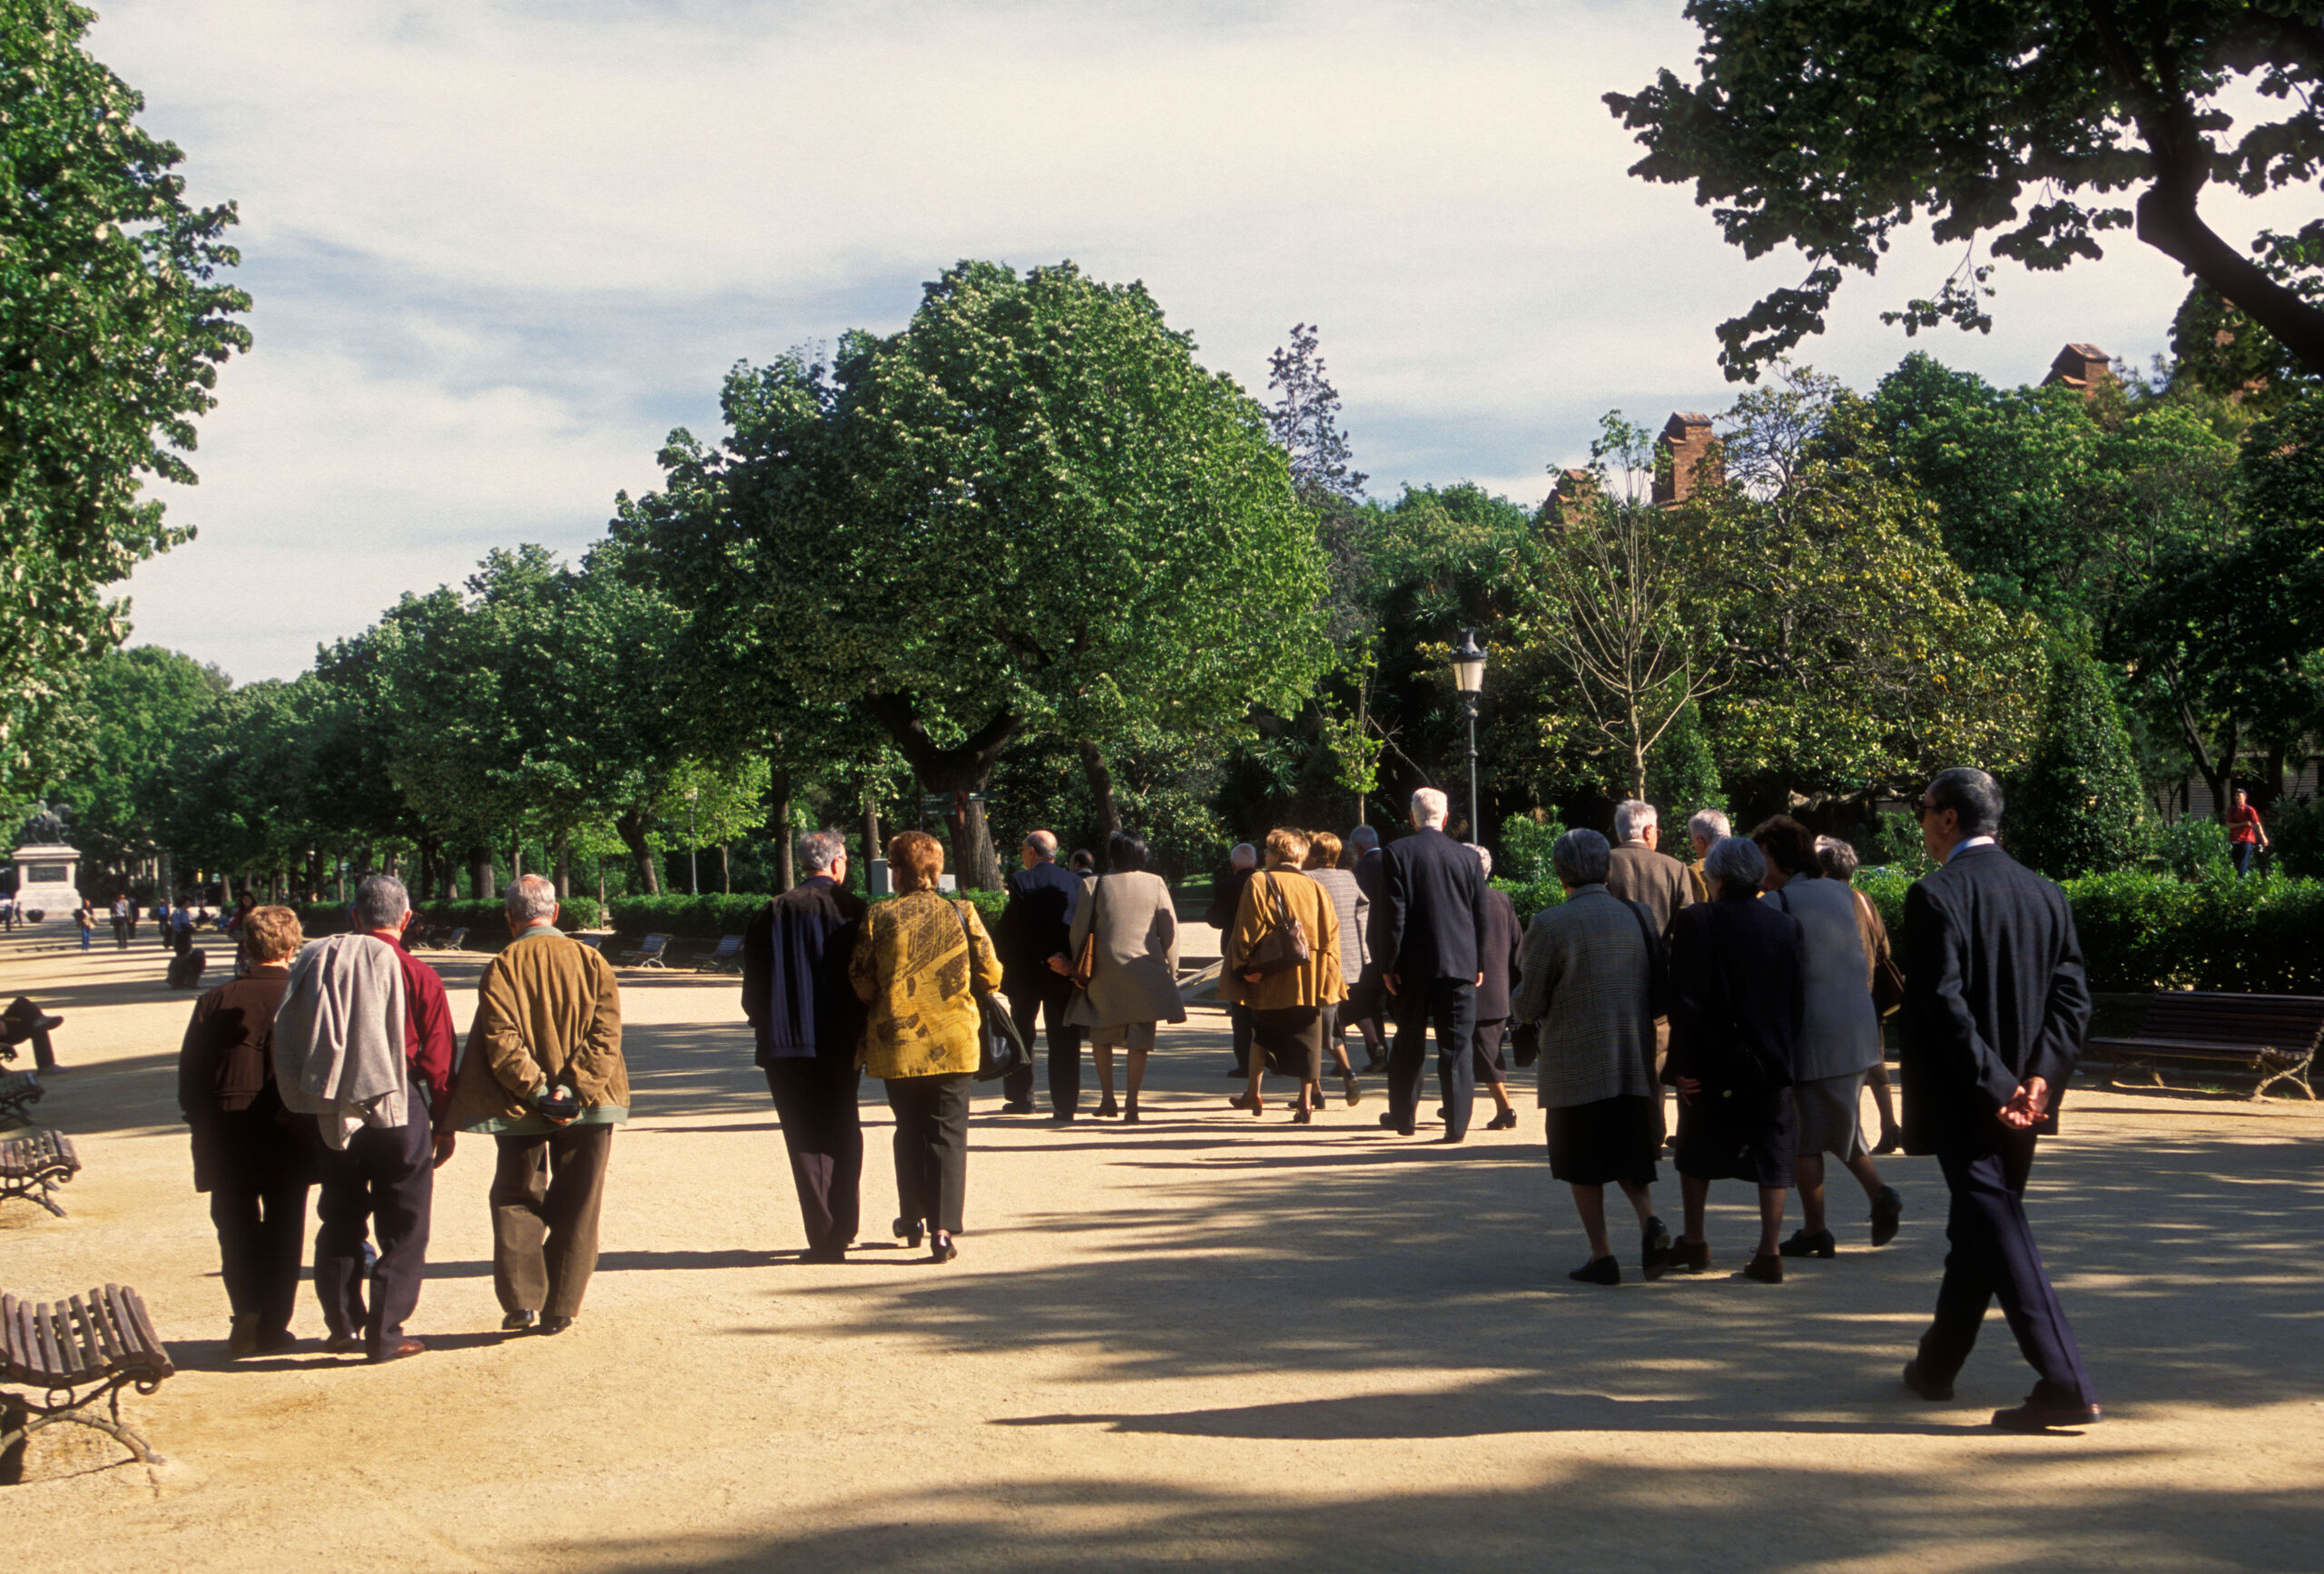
left=1376, top=788, right=1489, bottom=1142
left=1606, top=800, right=1693, bottom=938
left=1684, top=810, right=1731, bottom=903
left=1899, top=768, right=2101, bottom=1431
left=274, top=875, right=457, bottom=1362
left=1514, top=830, right=1672, bottom=1283
left=994, top=830, right=1085, bottom=1120
left=1203, top=842, right=1261, bottom=1079
left=448, top=875, right=626, bottom=1335
left=743, top=831, right=867, bottom=1261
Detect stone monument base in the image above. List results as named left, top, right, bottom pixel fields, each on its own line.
left=11, top=843, right=81, bottom=920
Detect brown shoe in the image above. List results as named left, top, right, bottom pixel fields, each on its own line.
left=1667, top=1238, right=1710, bottom=1274
left=369, top=1337, right=427, bottom=1362
left=226, top=1313, right=260, bottom=1358
left=1744, top=1252, right=1784, bottom=1283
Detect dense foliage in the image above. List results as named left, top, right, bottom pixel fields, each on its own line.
left=2010, top=642, right=2148, bottom=880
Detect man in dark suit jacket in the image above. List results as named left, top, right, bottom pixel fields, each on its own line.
left=1375, top=788, right=1490, bottom=1141
left=994, top=830, right=1085, bottom=1120
left=1899, top=767, right=2100, bottom=1431
left=1345, top=826, right=1389, bottom=1072
left=1203, top=844, right=1259, bottom=1077
left=743, top=830, right=868, bottom=1263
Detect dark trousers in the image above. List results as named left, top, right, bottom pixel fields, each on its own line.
left=1002, top=974, right=1085, bottom=1115
left=490, top=1124, right=614, bottom=1321
left=111, top=919, right=129, bottom=949
left=1918, top=1137, right=2094, bottom=1405
left=1388, top=978, right=1478, bottom=1136
left=1229, top=1003, right=1253, bottom=1076
left=209, top=1176, right=310, bottom=1336
left=885, top=1072, right=971, bottom=1235
left=312, top=1087, right=434, bottom=1355
left=763, top=1058, right=863, bottom=1252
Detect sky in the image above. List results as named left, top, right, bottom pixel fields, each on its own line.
left=86, top=0, right=2302, bottom=683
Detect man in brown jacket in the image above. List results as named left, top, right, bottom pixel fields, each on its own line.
left=448, top=874, right=625, bottom=1335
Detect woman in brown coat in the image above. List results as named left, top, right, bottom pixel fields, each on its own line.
left=177, top=905, right=313, bottom=1355
left=851, top=831, right=1003, bottom=1262
left=1224, top=828, right=1345, bottom=1123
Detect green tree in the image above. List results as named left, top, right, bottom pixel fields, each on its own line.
left=2011, top=641, right=2148, bottom=878
left=1606, top=2, right=2324, bottom=380
left=37, top=644, right=228, bottom=876
left=617, top=260, right=1329, bottom=888
left=0, top=3, right=249, bottom=788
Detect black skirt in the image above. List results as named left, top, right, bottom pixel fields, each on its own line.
left=1672, top=1080, right=1795, bottom=1186
left=1545, top=1095, right=1660, bottom=1187
left=1251, top=1006, right=1323, bottom=1082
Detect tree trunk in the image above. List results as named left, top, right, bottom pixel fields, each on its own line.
left=466, top=844, right=494, bottom=900
left=860, top=695, right=1020, bottom=890
left=862, top=777, right=882, bottom=883
left=509, top=841, right=523, bottom=880
left=615, top=809, right=662, bottom=895
left=553, top=827, right=572, bottom=900
left=771, top=764, right=795, bottom=894
left=1078, top=740, right=1122, bottom=843
left=721, top=844, right=731, bottom=893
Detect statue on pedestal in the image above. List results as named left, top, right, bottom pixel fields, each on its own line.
left=16, top=802, right=72, bottom=848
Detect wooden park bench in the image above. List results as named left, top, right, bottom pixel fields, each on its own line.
left=1, top=1284, right=175, bottom=1482
left=617, top=933, right=669, bottom=969
left=696, top=935, right=743, bottom=973
left=0, top=1128, right=78, bottom=1217
left=0, top=1071, right=41, bottom=1129
left=2088, top=991, right=2324, bottom=1100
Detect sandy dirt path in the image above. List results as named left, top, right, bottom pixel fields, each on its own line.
left=1, top=925, right=2319, bottom=1570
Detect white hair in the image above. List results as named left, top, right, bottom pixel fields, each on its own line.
left=1688, top=809, right=1732, bottom=843
left=1410, top=788, right=1450, bottom=828
left=1613, top=800, right=1658, bottom=842
left=1472, top=843, right=1494, bottom=879
left=1229, top=842, right=1258, bottom=870
left=798, top=829, right=846, bottom=873
left=1704, top=836, right=1766, bottom=894
left=504, top=873, right=558, bottom=925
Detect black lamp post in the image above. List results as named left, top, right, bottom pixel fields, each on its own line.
left=1450, top=628, right=1488, bottom=841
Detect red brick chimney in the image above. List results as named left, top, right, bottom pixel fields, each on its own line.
left=2042, top=343, right=2115, bottom=401
left=1653, top=412, right=1719, bottom=506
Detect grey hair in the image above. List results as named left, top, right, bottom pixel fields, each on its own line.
left=504, top=873, right=558, bottom=925
left=1551, top=828, right=1612, bottom=888
left=351, top=874, right=409, bottom=930
left=1815, top=834, right=1859, bottom=881
left=1472, top=843, right=1494, bottom=879
left=1229, top=842, right=1258, bottom=869
left=1689, top=809, right=1732, bottom=843
left=1612, top=800, right=1658, bottom=842
left=1411, top=787, right=1450, bottom=827
left=1022, top=829, right=1058, bottom=858
left=1704, top=835, right=1767, bottom=895
left=1348, top=824, right=1380, bottom=850
left=798, top=829, right=847, bottom=874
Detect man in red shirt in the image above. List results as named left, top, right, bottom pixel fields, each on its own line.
left=2227, top=789, right=2270, bottom=878
left=310, top=875, right=458, bottom=1361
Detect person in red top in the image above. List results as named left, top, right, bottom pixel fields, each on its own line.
left=2226, top=789, right=2270, bottom=877
left=309, top=874, right=459, bottom=1361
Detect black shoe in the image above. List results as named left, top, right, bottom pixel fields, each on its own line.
left=1569, top=1255, right=1620, bottom=1285
left=1291, top=1107, right=1312, bottom=1125
left=1993, top=1392, right=2102, bottom=1431
left=1124, top=1097, right=1140, bottom=1124
left=1226, top=1064, right=1249, bottom=1077
left=539, top=1315, right=574, bottom=1336
left=1779, top=1228, right=1837, bottom=1259
left=894, top=1215, right=924, bottom=1249
left=1096, top=1094, right=1120, bottom=1118
left=1873, top=1130, right=1903, bottom=1156
left=1871, top=1185, right=1904, bottom=1247
left=501, top=1310, right=537, bottom=1333
left=1743, top=1252, right=1784, bottom=1284
left=1361, top=1056, right=1389, bottom=1075
left=1440, top=1129, right=1465, bottom=1144
left=253, top=1328, right=300, bottom=1355
left=323, top=1333, right=364, bottom=1355
left=930, top=1234, right=959, bottom=1264
left=801, top=1244, right=848, bottom=1264
left=1640, top=1216, right=1673, bottom=1280
left=1901, top=1359, right=1955, bottom=1402
left=1377, top=1111, right=1416, bottom=1136
left=1487, top=1109, right=1518, bottom=1130
left=1000, top=1098, right=1035, bottom=1115
left=1049, top=1110, right=1076, bottom=1125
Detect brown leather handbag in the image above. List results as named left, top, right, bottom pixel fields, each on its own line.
left=1068, top=877, right=1100, bottom=989
left=1244, top=872, right=1312, bottom=976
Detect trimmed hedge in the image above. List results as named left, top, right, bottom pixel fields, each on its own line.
left=607, top=886, right=1009, bottom=938
left=289, top=896, right=606, bottom=940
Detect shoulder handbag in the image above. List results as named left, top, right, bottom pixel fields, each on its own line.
left=1068, top=876, right=1100, bottom=990
left=956, top=902, right=1029, bottom=1082
left=1244, top=872, right=1312, bottom=976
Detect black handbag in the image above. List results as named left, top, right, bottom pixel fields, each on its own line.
left=958, top=903, right=1029, bottom=1082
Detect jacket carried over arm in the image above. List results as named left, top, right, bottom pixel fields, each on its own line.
left=743, top=876, right=868, bottom=1063
left=272, top=934, right=411, bottom=1149
left=852, top=891, right=1005, bottom=1078
left=448, top=927, right=627, bottom=1133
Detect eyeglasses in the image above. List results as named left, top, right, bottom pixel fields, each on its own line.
left=1912, top=799, right=1935, bottom=821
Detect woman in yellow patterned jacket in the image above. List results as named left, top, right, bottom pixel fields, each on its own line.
left=850, top=830, right=1003, bottom=1263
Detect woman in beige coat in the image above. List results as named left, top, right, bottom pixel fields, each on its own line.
left=1065, top=830, right=1184, bottom=1122
left=1224, top=828, right=1345, bottom=1124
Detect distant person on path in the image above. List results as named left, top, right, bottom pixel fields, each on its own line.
left=1665, top=837, right=1805, bottom=1284
left=1344, top=823, right=1390, bottom=1073
left=2226, top=788, right=2270, bottom=877
left=111, top=893, right=131, bottom=949
left=74, top=897, right=93, bottom=950
left=172, top=898, right=195, bottom=957
left=1512, top=829, right=1672, bottom=1284
left=154, top=893, right=173, bottom=948
left=1898, top=767, right=2101, bottom=1432
left=273, top=875, right=456, bottom=1362
left=1203, top=841, right=1261, bottom=1079
left=178, top=904, right=314, bottom=1356
left=1817, top=835, right=1905, bottom=1154
left=449, top=874, right=627, bottom=1334
left=1067, top=849, right=1096, bottom=875
left=1222, top=827, right=1344, bottom=1123
left=1752, top=817, right=1903, bottom=1258
left=1302, top=831, right=1367, bottom=1107
left=1466, top=844, right=1523, bottom=1132
left=851, top=831, right=1003, bottom=1262
left=1066, top=830, right=1184, bottom=1122
left=1376, top=788, right=1489, bottom=1142
left=743, top=831, right=867, bottom=1262
left=1685, top=810, right=1732, bottom=904
left=993, top=830, right=1084, bottom=1120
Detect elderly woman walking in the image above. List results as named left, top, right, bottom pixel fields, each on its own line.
left=1512, top=831, right=1672, bottom=1284
left=1304, top=830, right=1367, bottom=1108
left=1817, top=834, right=1905, bottom=1154
left=851, top=831, right=1004, bottom=1262
left=178, top=905, right=314, bottom=1354
left=1223, top=828, right=1344, bottom=1123
left=1065, top=830, right=1185, bottom=1122
left=1666, top=837, right=1806, bottom=1283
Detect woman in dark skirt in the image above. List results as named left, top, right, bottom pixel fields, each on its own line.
left=177, top=905, right=315, bottom=1354
left=1666, top=837, right=1807, bottom=1283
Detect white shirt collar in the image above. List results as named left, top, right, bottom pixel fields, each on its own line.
left=1945, top=835, right=1996, bottom=863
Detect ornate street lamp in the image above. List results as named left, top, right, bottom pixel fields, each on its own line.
left=1451, top=628, right=1488, bottom=841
